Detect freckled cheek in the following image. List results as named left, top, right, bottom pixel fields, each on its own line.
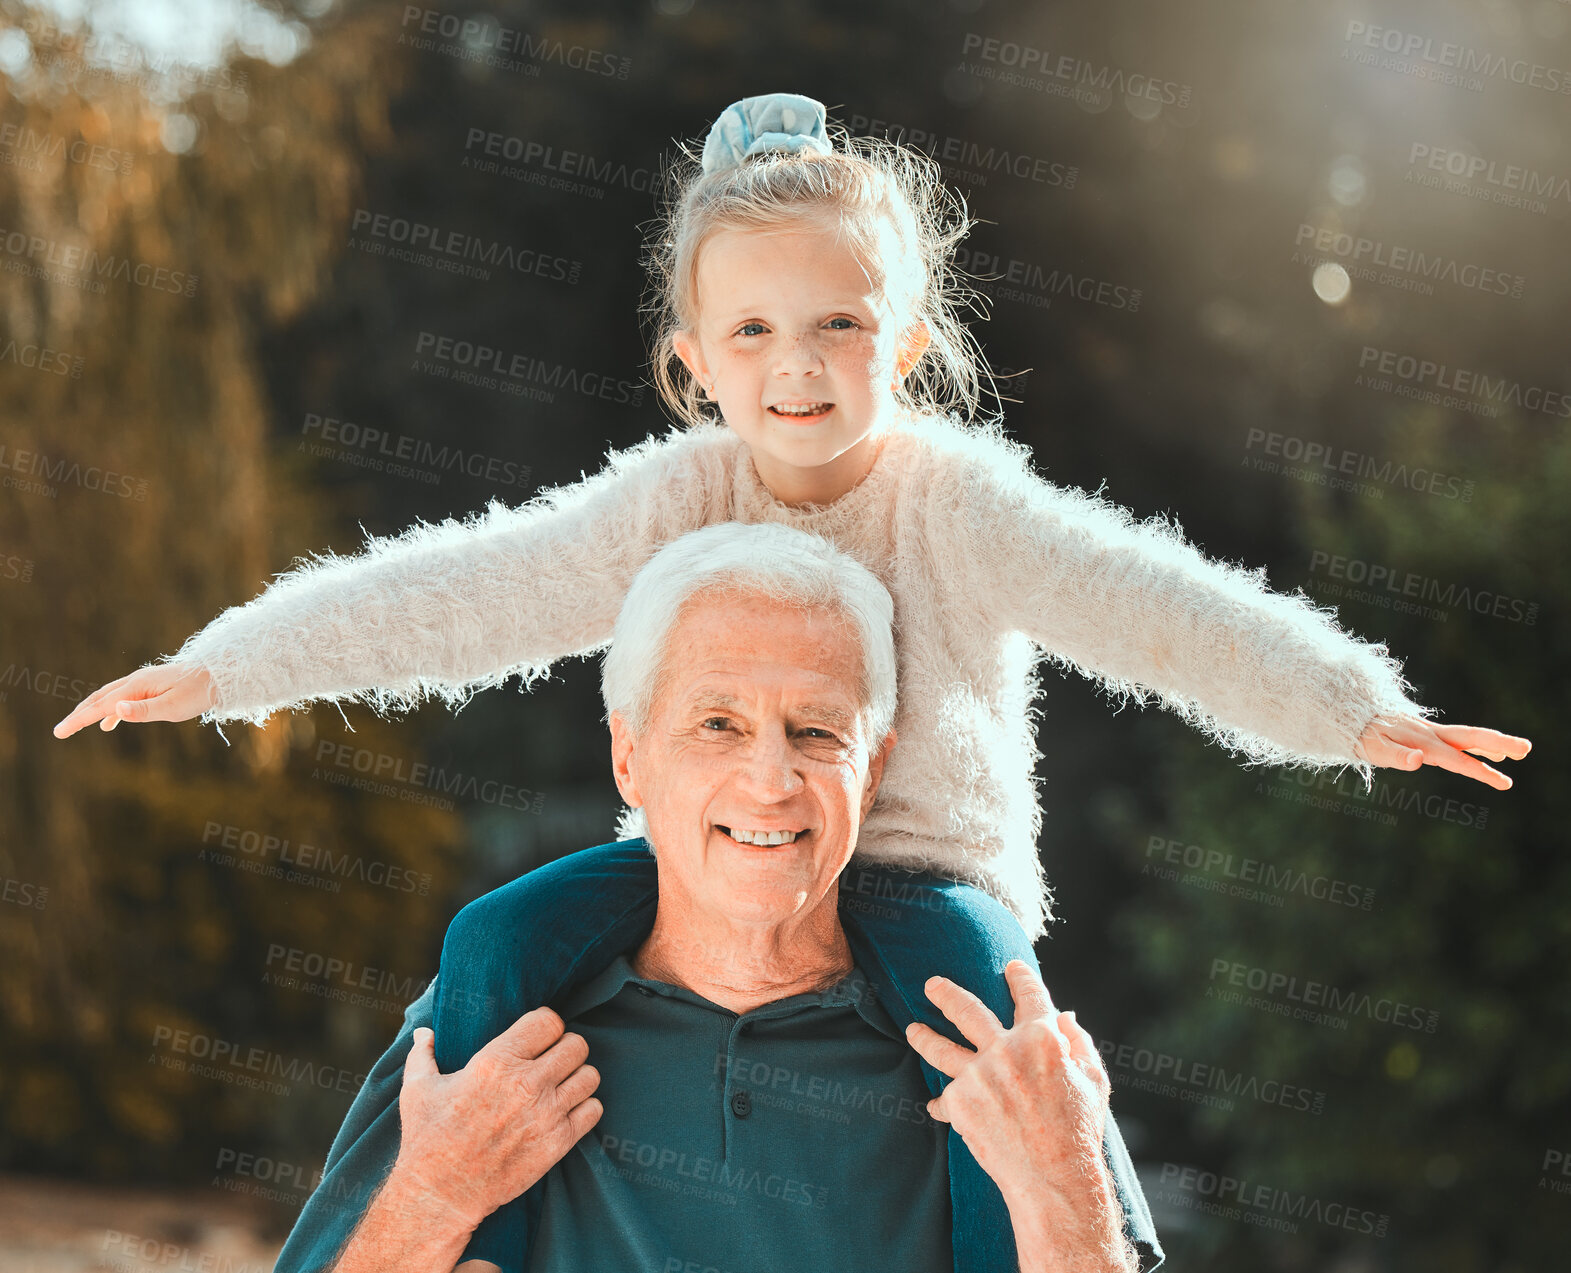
left=827, top=337, right=881, bottom=380
left=721, top=346, right=767, bottom=374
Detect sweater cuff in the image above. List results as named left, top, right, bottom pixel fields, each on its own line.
left=1327, top=644, right=1438, bottom=769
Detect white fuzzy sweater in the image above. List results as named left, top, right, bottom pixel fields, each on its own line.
left=162, top=412, right=1435, bottom=938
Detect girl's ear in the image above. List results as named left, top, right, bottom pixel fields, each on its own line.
left=671, top=329, right=710, bottom=389
left=897, top=321, right=932, bottom=378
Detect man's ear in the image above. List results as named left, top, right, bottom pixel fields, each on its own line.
left=609, top=710, right=643, bottom=810
left=671, top=329, right=710, bottom=392
left=860, top=727, right=897, bottom=820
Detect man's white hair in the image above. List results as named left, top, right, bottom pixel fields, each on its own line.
left=602, top=522, right=897, bottom=843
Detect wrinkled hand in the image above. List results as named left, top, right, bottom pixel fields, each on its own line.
left=52, top=663, right=217, bottom=737
left=1355, top=712, right=1531, bottom=790
left=905, top=960, right=1112, bottom=1218
left=393, top=1010, right=602, bottom=1227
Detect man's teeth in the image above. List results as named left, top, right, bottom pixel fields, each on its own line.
left=724, top=827, right=801, bottom=845
left=770, top=403, right=831, bottom=415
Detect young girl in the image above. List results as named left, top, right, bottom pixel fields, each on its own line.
left=55, top=92, right=1527, bottom=1270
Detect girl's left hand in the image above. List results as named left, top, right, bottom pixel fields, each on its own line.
left=1356, top=712, right=1532, bottom=790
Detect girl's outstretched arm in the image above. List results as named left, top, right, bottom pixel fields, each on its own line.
left=933, top=422, right=1526, bottom=793
left=57, top=425, right=733, bottom=737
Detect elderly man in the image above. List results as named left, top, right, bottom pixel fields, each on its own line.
left=273, top=521, right=1163, bottom=1273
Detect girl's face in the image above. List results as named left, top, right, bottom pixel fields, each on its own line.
left=672, top=218, right=929, bottom=506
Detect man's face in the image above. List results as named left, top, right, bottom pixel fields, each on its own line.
left=609, top=589, right=894, bottom=927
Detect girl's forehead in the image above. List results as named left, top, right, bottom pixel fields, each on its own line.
left=694, top=228, right=888, bottom=317
left=701, top=222, right=865, bottom=270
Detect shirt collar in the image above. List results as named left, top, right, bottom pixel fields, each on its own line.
left=557, top=950, right=905, bottom=1044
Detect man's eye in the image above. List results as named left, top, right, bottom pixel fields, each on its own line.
left=701, top=717, right=734, bottom=731
left=801, top=727, right=841, bottom=741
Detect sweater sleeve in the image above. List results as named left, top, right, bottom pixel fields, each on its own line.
left=931, top=422, right=1439, bottom=791
left=154, top=424, right=733, bottom=731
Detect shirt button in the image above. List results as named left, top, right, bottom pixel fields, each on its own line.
left=636, top=985, right=654, bottom=997
left=731, top=1090, right=752, bottom=1118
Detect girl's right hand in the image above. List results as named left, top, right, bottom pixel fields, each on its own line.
left=52, top=663, right=218, bottom=738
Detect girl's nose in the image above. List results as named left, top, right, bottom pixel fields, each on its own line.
left=773, top=333, right=824, bottom=375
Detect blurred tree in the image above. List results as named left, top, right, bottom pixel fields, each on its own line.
left=1110, top=407, right=1568, bottom=1271
left=0, top=1, right=470, bottom=1195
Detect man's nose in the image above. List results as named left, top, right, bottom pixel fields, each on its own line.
left=735, top=724, right=805, bottom=800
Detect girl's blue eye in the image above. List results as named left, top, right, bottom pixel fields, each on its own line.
left=734, top=319, right=859, bottom=337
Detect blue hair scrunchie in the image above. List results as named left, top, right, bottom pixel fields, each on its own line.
left=700, top=92, right=833, bottom=176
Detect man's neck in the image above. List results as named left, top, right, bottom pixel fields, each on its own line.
left=631, top=893, right=855, bottom=1015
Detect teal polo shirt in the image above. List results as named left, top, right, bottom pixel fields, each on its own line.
left=523, top=951, right=953, bottom=1273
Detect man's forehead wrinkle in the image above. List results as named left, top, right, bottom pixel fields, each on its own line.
left=677, top=683, right=860, bottom=726
left=797, top=702, right=858, bottom=731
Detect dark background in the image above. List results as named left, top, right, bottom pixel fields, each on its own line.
left=0, top=0, right=1565, bottom=1268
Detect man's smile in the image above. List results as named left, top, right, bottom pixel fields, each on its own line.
left=715, top=824, right=811, bottom=847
